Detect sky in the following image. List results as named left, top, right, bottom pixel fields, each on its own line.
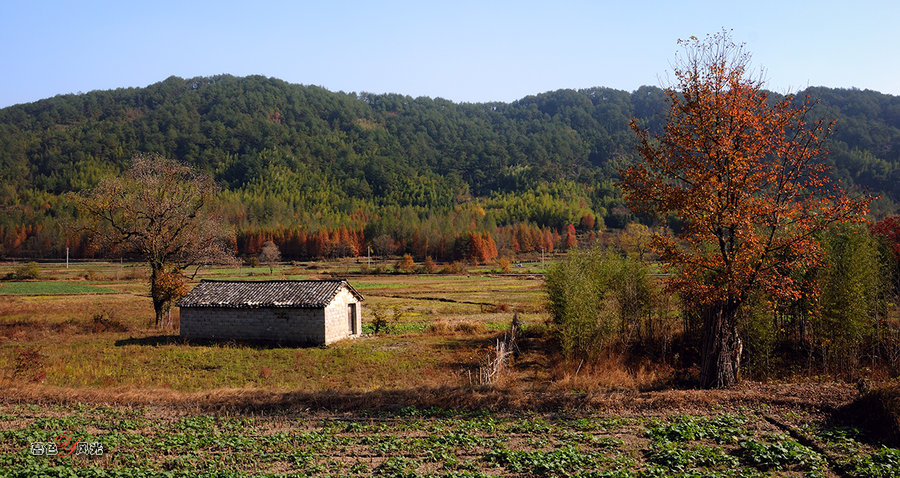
left=1, top=0, right=898, bottom=108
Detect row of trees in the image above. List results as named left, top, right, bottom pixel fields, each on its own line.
left=0, top=189, right=598, bottom=261
left=234, top=223, right=567, bottom=263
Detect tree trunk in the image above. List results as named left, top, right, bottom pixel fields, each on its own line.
left=149, top=265, right=166, bottom=328
left=699, top=301, right=743, bottom=388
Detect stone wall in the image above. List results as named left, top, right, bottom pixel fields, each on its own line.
left=179, top=306, right=326, bottom=345
left=324, top=288, right=362, bottom=345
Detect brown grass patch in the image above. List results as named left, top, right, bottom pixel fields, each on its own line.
left=546, top=353, right=675, bottom=392
left=1, top=312, right=128, bottom=342
left=88, top=311, right=129, bottom=333
left=10, top=345, right=45, bottom=382
left=425, top=319, right=487, bottom=335
left=259, top=366, right=273, bottom=379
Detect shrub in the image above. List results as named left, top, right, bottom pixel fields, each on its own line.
left=838, top=383, right=900, bottom=446
left=440, top=261, right=467, bottom=274
left=545, top=246, right=654, bottom=359
left=814, top=223, right=890, bottom=377
left=370, top=307, right=390, bottom=334
left=89, top=311, right=128, bottom=333
left=497, top=257, right=511, bottom=273
left=396, top=253, right=415, bottom=272
left=546, top=247, right=615, bottom=359
left=12, top=262, right=41, bottom=280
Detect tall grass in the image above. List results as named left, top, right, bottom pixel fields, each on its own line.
left=545, top=246, right=668, bottom=360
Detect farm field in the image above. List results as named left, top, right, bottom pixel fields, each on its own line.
left=1, top=385, right=896, bottom=477
left=1, top=260, right=899, bottom=476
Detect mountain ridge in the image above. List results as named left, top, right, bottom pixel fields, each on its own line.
left=1, top=74, right=898, bottom=258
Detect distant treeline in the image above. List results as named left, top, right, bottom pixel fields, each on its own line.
left=0, top=75, right=898, bottom=259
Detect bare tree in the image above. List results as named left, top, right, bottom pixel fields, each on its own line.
left=76, top=154, right=235, bottom=327
left=259, top=240, right=281, bottom=274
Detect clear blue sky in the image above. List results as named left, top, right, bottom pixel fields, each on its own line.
left=1, top=0, right=897, bottom=108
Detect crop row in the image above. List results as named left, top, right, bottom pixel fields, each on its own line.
left=1, top=405, right=899, bottom=477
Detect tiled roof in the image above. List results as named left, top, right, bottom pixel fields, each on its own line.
left=176, top=280, right=363, bottom=308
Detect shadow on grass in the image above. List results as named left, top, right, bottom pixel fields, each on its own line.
left=115, top=335, right=182, bottom=346
left=114, top=335, right=322, bottom=349
left=832, top=383, right=900, bottom=447
left=75, top=382, right=832, bottom=415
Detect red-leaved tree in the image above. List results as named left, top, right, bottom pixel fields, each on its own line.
left=872, top=216, right=900, bottom=294
left=621, top=32, right=871, bottom=388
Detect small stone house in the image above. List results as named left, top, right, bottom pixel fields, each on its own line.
left=176, top=280, right=364, bottom=345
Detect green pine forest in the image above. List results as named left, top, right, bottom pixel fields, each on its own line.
left=2, top=74, right=899, bottom=261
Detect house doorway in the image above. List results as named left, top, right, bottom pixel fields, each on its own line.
left=348, top=303, right=358, bottom=335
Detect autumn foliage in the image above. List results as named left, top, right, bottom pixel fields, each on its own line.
left=872, top=216, right=900, bottom=261
left=872, top=216, right=900, bottom=294
left=621, top=32, right=871, bottom=387
left=467, top=232, right=498, bottom=265
left=564, top=224, right=578, bottom=249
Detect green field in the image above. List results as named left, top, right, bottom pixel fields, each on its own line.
left=0, top=281, right=115, bottom=295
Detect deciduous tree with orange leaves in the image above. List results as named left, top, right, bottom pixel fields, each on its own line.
left=621, top=31, right=871, bottom=388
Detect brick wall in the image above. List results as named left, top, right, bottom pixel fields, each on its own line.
left=323, top=288, right=363, bottom=345
left=179, top=306, right=327, bottom=345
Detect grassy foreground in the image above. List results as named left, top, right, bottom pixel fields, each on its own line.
left=2, top=392, right=899, bottom=477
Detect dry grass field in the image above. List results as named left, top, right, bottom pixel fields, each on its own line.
left=1, top=260, right=899, bottom=476
left=0, top=260, right=560, bottom=393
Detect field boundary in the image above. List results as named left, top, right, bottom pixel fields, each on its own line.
left=368, top=293, right=495, bottom=307
left=0, top=382, right=857, bottom=415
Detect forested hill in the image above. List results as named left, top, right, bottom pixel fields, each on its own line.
left=1, top=75, right=899, bottom=259
left=0, top=75, right=656, bottom=198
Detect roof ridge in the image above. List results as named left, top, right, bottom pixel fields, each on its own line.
left=199, top=279, right=346, bottom=283
left=178, top=279, right=363, bottom=308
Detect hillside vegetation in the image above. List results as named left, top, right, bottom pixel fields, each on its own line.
left=1, top=75, right=898, bottom=259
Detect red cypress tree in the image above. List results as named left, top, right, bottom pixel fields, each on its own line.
left=564, top=224, right=578, bottom=249
left=580, top=213, right=596, bottom=231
